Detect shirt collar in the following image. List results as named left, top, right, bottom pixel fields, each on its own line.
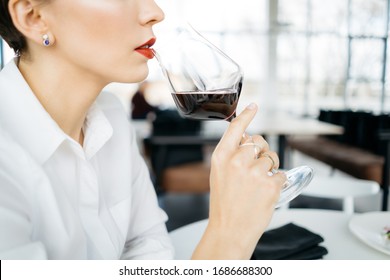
left=0, top=58, right=113, bottom=164
left=83, top=102, right=113, bottom=160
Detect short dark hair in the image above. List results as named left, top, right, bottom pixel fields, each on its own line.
left=0, top=0, right=26, bottom=55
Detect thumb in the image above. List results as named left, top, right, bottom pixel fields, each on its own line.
left=218, top=103, right=258, bottom=153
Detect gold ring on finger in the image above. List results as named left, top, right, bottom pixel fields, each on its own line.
left=259, top=152, right=276, bottom=172
left=240, top=143, right=262, bottom=159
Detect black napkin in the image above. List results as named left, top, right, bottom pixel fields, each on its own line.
left=251, top=223, right=328, bottom=260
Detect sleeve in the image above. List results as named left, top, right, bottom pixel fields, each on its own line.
left=120, top=123, right=174, bottom=260
left=0, top=137, right=48, bottom=259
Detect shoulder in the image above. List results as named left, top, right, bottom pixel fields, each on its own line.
left=0, top=58, right=22, bottom=90
left=0, top=127, right=46, bottom=190
left=0, top=128, right=30, bottom=167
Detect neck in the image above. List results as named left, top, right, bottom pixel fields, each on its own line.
left=17, top=55, right=107, bottom=145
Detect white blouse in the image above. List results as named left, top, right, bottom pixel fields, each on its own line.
left=0, top=59, right=174, bottom=259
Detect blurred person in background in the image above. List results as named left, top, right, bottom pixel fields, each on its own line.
left=131, top=81, right=156, bottom=120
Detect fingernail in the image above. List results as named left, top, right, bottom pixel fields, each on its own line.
left=246, top=103, right=257, bottom=110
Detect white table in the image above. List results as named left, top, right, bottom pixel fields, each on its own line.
left=134, top=111, right=342, bottom=168
left=201, top=111, right=343, bottom=137
left=133, top=111, right=343, bottom=139
left=301, top=176, right=380, bottom=214
left=169, top=209, right=390, bottom=260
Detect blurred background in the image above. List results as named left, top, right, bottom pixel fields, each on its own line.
left=150, top=0, right=390, bottom=116
left=1, top=0, right=389, bottom=231
left=2, top=0, right=389, bottom=116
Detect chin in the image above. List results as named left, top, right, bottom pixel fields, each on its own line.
left=121, top=66, right=149, bottom=83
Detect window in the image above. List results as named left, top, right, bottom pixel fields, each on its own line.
left=2, top=0, right=389, bottom=115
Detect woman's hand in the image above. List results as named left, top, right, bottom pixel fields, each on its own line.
left=192, top=103, right=287, bottom=259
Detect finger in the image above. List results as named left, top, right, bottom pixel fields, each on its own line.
left=249, top=135, right=270, bottom=152
left=240, top=132, right=252, bottom=144
left=256, top=151, right=280, bottom=171
left=236, top=136, right=271, bottom=161
left=238, top=142, right=263, bottom=160
left=270, top=171, right=288, bottom=190
left=218, top=103, right=258, bottom=153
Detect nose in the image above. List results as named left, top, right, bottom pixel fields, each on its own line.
left=139, top=0, right=165, bottom=26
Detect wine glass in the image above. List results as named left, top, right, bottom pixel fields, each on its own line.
left=153, top=25, right=313, bottom=208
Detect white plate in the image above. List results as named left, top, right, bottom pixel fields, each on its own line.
left=349, top=211, right=390, bottom=256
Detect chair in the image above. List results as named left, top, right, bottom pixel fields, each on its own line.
left=160, top=162, right=210, bottom=193
left=287, top=110, right=390, bottom=211
left=143, top=109, right=211, bottom=194
left=298, top=175, right=380, bottom=214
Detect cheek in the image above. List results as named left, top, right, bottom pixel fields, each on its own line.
left=59, top=18, right=121, bottom=51
left=49, top=3, right=135, bottom=52
left=46, top=3, right=146, bottom=82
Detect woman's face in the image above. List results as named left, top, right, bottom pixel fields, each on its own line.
left=41, top=0, right=164, bottom=84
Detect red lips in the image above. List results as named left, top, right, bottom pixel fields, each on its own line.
left=135, top=38, right=156, bottom=59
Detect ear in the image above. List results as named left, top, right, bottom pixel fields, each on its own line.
left=8, top=0, right=55, bottom=47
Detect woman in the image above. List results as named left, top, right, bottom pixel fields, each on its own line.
left=0, top=0, right=286, bottom=259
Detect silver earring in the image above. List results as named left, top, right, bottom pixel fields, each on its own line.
left=42, top=34, right=50, bottom=46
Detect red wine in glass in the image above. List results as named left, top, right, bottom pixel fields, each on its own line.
left=171, top=87, right=241, bottom=122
